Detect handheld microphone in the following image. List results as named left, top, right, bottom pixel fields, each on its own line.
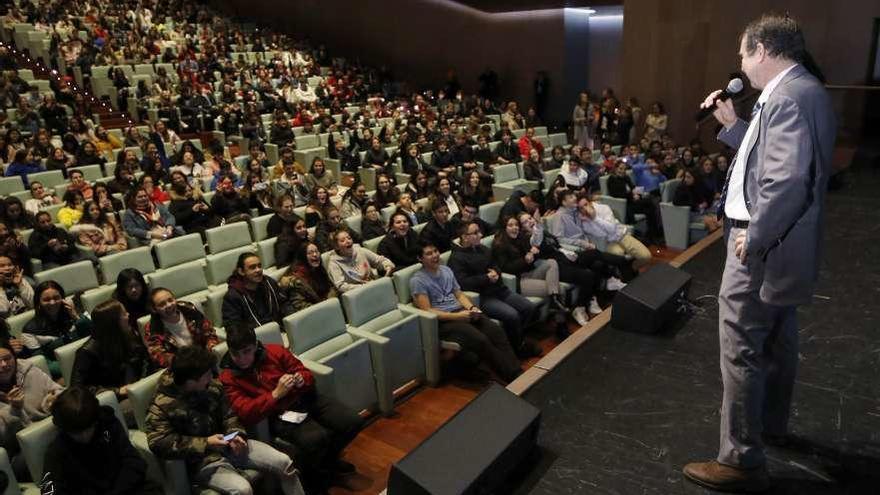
left=695, top=78, right=744, bottom=121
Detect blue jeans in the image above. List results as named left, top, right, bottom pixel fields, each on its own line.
left=480, top=289, right=536, bottom=349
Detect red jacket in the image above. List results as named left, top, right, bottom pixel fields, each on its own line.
left=219, top=343, right=315, bottom=426
left=518, top=135, right=544, bottom=160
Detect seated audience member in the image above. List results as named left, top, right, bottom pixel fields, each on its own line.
left=304, top=157, right=338, bottom=197
left=578, top=194, right=653, bottom=269
left=517, top=127, right=544, bottom=160
left=429, top=138, right=457, bottom=178
left=145, top=346, right=306, bottom=495
left=272, top=156, right=310, bottom=207
left=114, top=268, right=151, bottom=330
left=339, top=181, right=368, bottom=218
left=448, top=221, right=537, bottom=358
left=0, top=254, right=33, bottom=319
left=429, top=176, right=461, bottom=218
left=144, top=288, right=220, bottom=368
left=546, top=192, right=635, bottom=284
left=450, top=201, right=495, bottom=238
left=42, top=386, right=163, bottom=495
left=140, top=175, right=170, bottom=203
left=458, top=170, right=491, bottom=206
left=495, top=131, right=521, bottom=164
left=220, top=323, right=363, bottom=487
left=326, top=230, right=395, bottom=293
left=28, top=211, right=96, bottom=269
left=304, top=186, right=333, bottom=228
left=560, top=158, right=590, bottom=193
left=473, top=134, right=497, bottom=167
left=66, top=169, right=94, bottom=200
left=223, top=252, right=291, bottom=327
left=168, top=182, right=216, bottom=238
left=418, top=200, right=457, bottom=254
left=378, top=212, right=421, bottom=268
left=71, top=200, right=128, bottom=255
left=314, top=207, right=361, bottom=253
left=275, top=215, right=310, bottom=267
left=57, top=189, right=85, bottom=228
left=0, top=219, right=32, bottom=268
left=402, top=144, right=428, bottom=176
left=22, top=280, right=93, bottom=374
left=632, top=157, right=667, bottom=196
left=516, top=211, right=602, bottom=326
left=211, top=176, right=251, bottom=223
left=93, top=182, right=125, bottom=214
left=327, top=135, right=361, bottom=174
left=3, top=149, right=42, bottom=186
left=267, top=194, right=300, bottom=238
left=607, top=160, right=662, bottom=242
left=364, top=137, right=391, bottom=175
left=673, top=169, right=721, bottom=232
left=360, top=201, right=386, bottom=241
left=405, top=171, right=431, bottom=201
left=547, top=146, right=567, bottom=170
left=1, top=198, right=33, bottom=231
left=70, top=300, right=153, bottom=406
left=396, top=191, right=427, bottom=226
left=122, top=186, right=184, bottom=245
left=411, top=243, right=522, bottom=383
left=373, top=174, right=400, bottom=207
left=279, top=242, right=337, bottom=312
left=0, top=339, right=62, bottom=456
left=23, top=181, right=59, bottom=215
left=108, top=162, right=137, bottom=196
left=520, top=149, right=545, bottom=188
left=498, top=189, right=541, bottom=228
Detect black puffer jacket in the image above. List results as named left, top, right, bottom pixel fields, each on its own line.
left=447, top=244, right=509, bottom=298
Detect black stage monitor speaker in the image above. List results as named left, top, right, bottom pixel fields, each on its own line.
left=611, top=263, right=692, bottom=334
left=387, top=383, right=541, bottom=495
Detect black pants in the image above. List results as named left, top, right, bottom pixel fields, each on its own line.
left=439, top=315, right=522, bottom=382
left=627, top=196, right=662, bottom=240
left=576, top=248, right=635, bottom=281
left=555, top=256, right=596, bottom=307
left=269, top=391, right=364, bottom=473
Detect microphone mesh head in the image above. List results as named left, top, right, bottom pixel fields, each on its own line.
left=726, top=78, right=744, bottom=94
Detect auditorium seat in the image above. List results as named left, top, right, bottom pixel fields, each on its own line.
left=205, top=222, right=254, bottom=254
left=34, top=260, right=100, bottom=295
left=205, top=245, right=255, bottom=286
left=659, top=179, right=708, bottom=250
left=249, top=213, right=274, bottom=242
left=146, top=261, right=211, bottom=304
left=53, top=336, right=89, bottom=385
left=99, top=246, right=156, bottom=282
left=26, top=170, right=65, bottom=190
left=154, top=233, right=207, bottom=269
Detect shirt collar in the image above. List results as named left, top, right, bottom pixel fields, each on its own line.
left=758, top=63, right=798, bottom=105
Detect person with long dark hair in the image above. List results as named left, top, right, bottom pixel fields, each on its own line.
left=222, top=252, right=291, bottom=327
left=71, top=200, right=128, bottom=256
left=373, top=174, right=400, bottom=207
left=279, top=242, right=337, bottom=312
left=274, top=215, right=310, bottom=267
left=303, top=186, right=332, bottom=228
left=20, top=281, right=93, bottom=375
left=144, top=288, right=219, bottom=368
left=360, top=201, right=386, bottom=241
left=304, top=156, right=338, bottom=196
left=405, top=170, right=431, bottom=201
left=267, top=194, right=299, bottom=239
left=378, top=212, right=421, bottom=268
left=339, top=180, right=367, bottom=218
left=114, top=268, right=150, bottom=330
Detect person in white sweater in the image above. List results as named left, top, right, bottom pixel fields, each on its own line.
left=578, top=196, right=652, bottom=269
left=0, top=342, right=63, bottom=452
left=326, top=231, right=394, bottom=293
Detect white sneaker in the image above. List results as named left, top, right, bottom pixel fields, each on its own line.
left=605, top=276, right=627, bottom=291
left=572, top=306, right=589, bottom=326
left=588, top=297, right=603, bottom=315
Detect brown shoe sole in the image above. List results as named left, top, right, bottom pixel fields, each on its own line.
left=682, top=469, right=770, bottom=493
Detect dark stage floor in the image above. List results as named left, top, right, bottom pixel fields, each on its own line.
left=515, top=165, right=880, bottom=494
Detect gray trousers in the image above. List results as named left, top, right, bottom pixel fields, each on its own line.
left=717, top=227, right=798, bottom=469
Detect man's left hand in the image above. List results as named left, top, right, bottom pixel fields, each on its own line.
left=734, top=231, right=748, bottom=264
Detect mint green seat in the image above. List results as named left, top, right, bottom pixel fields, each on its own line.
left=205, top=245, right=254, bottom=286
left=67, top=164, right=103, bottom=182
left=154, top=233, right=206, bottom=269
left=81, top=284, right=117, bottom=313
left=478, top=201, right=504, bottom=226
left=5, top=310, right=33, bottom=338
left=34, top=260, right=99, bottom=295
left=0, top=176, right=24, bottom=196
left=659, top=179, right=708, bottom=250
left=249, top=213, right=274, bottom=242
left=99, top=246, right=155, bottom=282
left=26, top=170, right=65, bottom=190
left=205, top=222, right=253, bottom=254
left=53, top=337, right=88, bottom=385
left=146, top=261, right=211, bottom=305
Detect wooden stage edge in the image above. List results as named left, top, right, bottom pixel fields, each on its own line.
left=506, top=228, right=724, bottom=397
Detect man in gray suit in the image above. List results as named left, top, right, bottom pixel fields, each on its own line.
left=683, top=14, right=836, bottom=492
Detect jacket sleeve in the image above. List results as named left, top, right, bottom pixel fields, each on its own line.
left=363, top=248, right=395, bottom=274
left=40, top=444, right=74, bottom=495
left=448, top=253, right=493, bottom=292
left=221, top=289, right=246, bottom=326
left=144, top=322, right=173, bottom=368
left=107, top=415, right=148, bottom=495
left=220, top=371, right=277, bottom=426
left=493, top=242, right=531, bottom=275
left=122, top=210, right=150, bottom=240
left=145, top=400, right=209, bottom=459
left=717, top=119, right=748, bottom=150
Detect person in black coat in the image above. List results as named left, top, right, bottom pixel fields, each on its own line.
left=222, top=252, right=293, bottom=327
left=168, top=183, right=217, bottom=239
left=497, top=190, right=540, bottom=229
left=428, top=139, right=457, bottom=177
left=402, top=144, right=428, bottom=176
left=328, top=133, right=361, bottom=174
left=43, top=387, right=163, bottom=495
left=210, top=176, right=252, bottom=223
left=266, top=194, right=299, bottom=238
left=378, top=212, right=421, bottom=268
left=450, top=201, right=495, bottom=237
left=274, top=215, right=310, bottom=267
left=28, top=211, right=95, bottom=269
left=607, top=160, right=662, bottom=242
left=418, top=200, right=457, bottom=254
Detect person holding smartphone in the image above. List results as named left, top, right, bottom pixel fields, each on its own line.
left=0, top=254, right=33, bottom=320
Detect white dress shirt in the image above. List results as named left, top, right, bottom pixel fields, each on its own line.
left=724, top=63, right=798, bottom=221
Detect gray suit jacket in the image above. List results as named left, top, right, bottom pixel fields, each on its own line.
left=718, top=64, right=836, bottom=306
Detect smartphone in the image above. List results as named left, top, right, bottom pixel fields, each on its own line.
left=223, top=432, right=239, bottom=442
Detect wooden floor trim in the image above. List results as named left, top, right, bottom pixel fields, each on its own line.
left=506, top=231, right=723, bottom=397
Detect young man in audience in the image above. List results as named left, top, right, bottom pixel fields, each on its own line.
left=498, top=190, right=541, bottom=229
left=412, top=242, right=522, bottom=383
left=223, top=252, right=292, bottom=327
left=146, top=346, right=306, bottom=495
left=418, top=200, right=457, bottom=253
left=23, top=181, right=59, bottom=215
left=42, top=386, right=163, bottom=495
left=450, top=200, right=495, bottom=238
left=326, top=230, right=395, bottom=293
left=219, top=323, right=363, bottom=490
left=578, top=195, right=653, bottom=270
left=448, top=220, right=541, bottom=358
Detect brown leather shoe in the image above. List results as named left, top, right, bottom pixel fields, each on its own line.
left=682, top=460, right=770, bottom=493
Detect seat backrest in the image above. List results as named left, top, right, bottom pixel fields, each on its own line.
left=0, top=447, right=23, bottom=495
left=344, top=215, right=362, bottom=235
left=27, top=170, right=65, bottom=189
left=257, top=238, right=277, bottom=269
left=249, top=213, right=274, bottom=242
left=478, top=201, right=504, bottom=226
left=205, top=245, right=255, bottom=286
left=599, top=175, right=610, bottom=196
left=204, top=286, right=227, bottom=329
left=68, top=164, right=103, bottom=182
left=54, top=337, right=89, bottom=385
left=154, top=233, right=206, bottom=268
left=381, top=205, right=396, bottom=224
left=283, top=298, right=347, bottom=354
left=494, top=163, right=520, bottom=183
left=99, top=246, right=156, bottom=282
left=0, top=176, right=24, bottom=196
left=6, top=310, right=34, bottom=337
left=205, top=222, right=253, bottom=254
left=363, top=235, right=384, bottom=253
left=96, top=390, right=129, bottom=435
left=81, top=284, right=117, bottom=313
left=214, top=321, right=286, bottom=359
left=481, top=234, right=494, bottom=248
left=146, top=261, right=209, bottom=298
left=15, top=416, right=57, bottom=483
left=295, top=134, right=320, bottom=149
left=391, top=263, right=423, bottom=305
left=661, top=178, right=681, bottom=203
left=34, top=260, right=99, bottom=295
left=127, top=369, right=166, bottom=431
left=341, top=278, right=397, bottom=326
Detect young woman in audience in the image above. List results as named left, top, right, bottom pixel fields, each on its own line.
left=378, top=212, right=421, bottom=268
left=108, top=161, right=137, bottom=195
left=279, top=242, right=337, bottom=312
left=240, top=172, right=273, bottom=216
left=57, top=189, right=85, bottom=228
left=93, top=182, right=125, bottom=214
left=405, top=170, right=431, bottom=200
left=304, top=186, right=333, bottom=228
left=114, top=268, right=151, bottom=330
left=4, top=149, right=42, bottom=187
left=267, top=194, right=298, bottom=238
left=364, top=136, right=391, bottom=175
left=429, top=176, right=461, bottom=218
left=210, top=175, right=252, bottom=225
left=122, top=185, right=181, bottom=245
left=66, top=169, right=94, bottom=200
left=140, top=174, right=170, bottom=203
left=0, top=254, right=33, bottom=320
left=20, top=281, right=93, bottom=375
left=274, top=215, right=310, bottom=267
left=340, top=180, right=368, bottom=218
left=45, top=146, right=73, bottom=175
left=673, top=170, right=721, bottom=232
left=304, top=157, right=338, bottom=196
left=458, top=170, right=492, bottom=206
left=644, top=101, right=667, bottom=142
left=24, top=180, right=60, bottom=215
left=168, top=181, right=216, bottom=239
left=699, top=156, right=723, bottom=197
left=1, top=197, right=33, bottom=231
left=70, top=299, right=153, bottom=418
left=360, top=201, right=386, bottom=241
left=0, top=221, right=33, bottom=277
left=143, top=287, right=219, bottom=368
left=373, top=173, right=400, bottom=207
left=402, top=143, right=428, bottom=176
left=71, top=200, right=127, bottom=256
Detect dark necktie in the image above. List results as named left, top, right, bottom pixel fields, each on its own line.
left=716, top=101, right=762, bottom=219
